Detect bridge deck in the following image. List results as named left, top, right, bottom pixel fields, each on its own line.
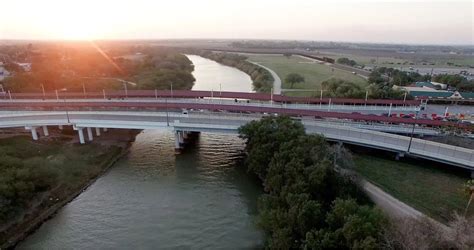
left=0, top=111, right=472, bottom=170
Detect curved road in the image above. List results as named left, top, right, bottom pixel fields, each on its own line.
left=248, top=61, right=282, bottom=94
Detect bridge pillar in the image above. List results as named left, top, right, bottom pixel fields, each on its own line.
left=182, top=131, right=188, bottom=140
left=103, top=128, right=108, bottom=132
left=95, top=127, right=101, bottom=136
left=174, top=131, right=183, bottom=153
left=42, top=126, right=49, bottom=137
left=86, top=127, right=94, bottom=141
left=77, top=128, right=85, bottom=144
left=395, top=152, right=405, bottom=161
left=58, top=125, right=63, bottom=130
left=30, top=127, right=39, bottom=141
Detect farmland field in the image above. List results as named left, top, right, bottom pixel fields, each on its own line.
left=246, top=54, right=368, bottom=95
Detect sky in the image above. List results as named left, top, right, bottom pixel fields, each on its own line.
left=1, top=0, right=473, bottom=45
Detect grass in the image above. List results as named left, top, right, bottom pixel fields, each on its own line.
left=324, top=53, right=474, bottom=68
left=0, top=135, right=122, bottom=191
left=354, top=154, right=473, bottom=223
left=246, top=54, right=368, bottom=93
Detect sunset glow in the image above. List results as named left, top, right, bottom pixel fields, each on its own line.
left=1, top=0, right=472, bottom=44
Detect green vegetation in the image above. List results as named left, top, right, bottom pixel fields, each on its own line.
left=369, top=67, right=430, bottom=87
left=0, top=134, right=126, bottom=243
left=326, top=53, right=474, bottom=68
left=432, top=74, right=474, bottom=91
left=337, top=57, right=359, bottom=67
left=198, top=51, right=274, bottom=92
left=131, top=51, right=195, bottom=90
left=354, top=155, right=473, bottom=222
left=284, top=73, right=305, bottom=88
left=245, top=54, right=367, bottom=91
left=239, top=117, right=386, bottom=249
left=322, top=79, right=365, bottom=98
left=2, top=43, right=195, bottom=92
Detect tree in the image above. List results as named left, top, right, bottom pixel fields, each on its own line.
left=238, top=117, right=386, bottom=249
left=321, top=79, right=364, bottom=98
left=464, top=179, right=474, bottom=216
left=285, top=73, right=305, bottom=88
left=337, top=57, right=357, bottom=67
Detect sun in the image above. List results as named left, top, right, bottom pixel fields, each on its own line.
left=39, top=2, right=109, bottom=40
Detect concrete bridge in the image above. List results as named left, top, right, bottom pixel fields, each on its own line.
left=0, top=110, right=472, bottom=173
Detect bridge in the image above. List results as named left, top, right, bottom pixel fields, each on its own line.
left=0, top=91, right=472, bottom=173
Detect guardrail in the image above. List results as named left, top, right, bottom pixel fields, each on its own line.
left=0, top=111, right=471, bottom=169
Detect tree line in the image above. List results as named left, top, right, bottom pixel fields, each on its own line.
left=1, top=43, right=196, bottom=93
left=238, top=116, right=386, bottom=248
left=238, top=116, right=474, bottom=249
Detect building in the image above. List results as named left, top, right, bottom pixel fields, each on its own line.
left=414, top=81, right=447, bottom=90
left=16, top=63, right=31, bottom=72
left=0, top=65, right=10, bottom=82
left=395, top=84, right=473, bottom=101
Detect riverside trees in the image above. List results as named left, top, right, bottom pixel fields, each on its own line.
left=238, top=116, right=386, bottom=249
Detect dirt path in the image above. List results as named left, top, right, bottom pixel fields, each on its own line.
left=361, top=180, right=423, bottom=218
left=247, top=61, right=282, bottom=94
left=361, top=179, right=452, bottom=233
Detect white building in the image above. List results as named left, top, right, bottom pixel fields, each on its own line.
left=0, top=66, right=10, bottom=82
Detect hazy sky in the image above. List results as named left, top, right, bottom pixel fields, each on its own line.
left=1, top=0, right=473, bottom=45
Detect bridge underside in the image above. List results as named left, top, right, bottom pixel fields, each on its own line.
left=0, top=111, right=472, bottom=172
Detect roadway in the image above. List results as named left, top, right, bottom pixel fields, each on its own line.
left=1, top=111, right=472, bottom=170
left=0, top=97, right=467, bottom=129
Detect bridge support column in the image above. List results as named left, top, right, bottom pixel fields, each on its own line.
left=395, top=152, right=404, bottom=161
left=182, top=131, right=188, bottom=140
left=30, top=127, right=39, bottom=141
left=103, top=128, right=108, bottom=132
left=58, top=125, right=63, bottom=130
left=174, top=131, right=183, bottom=153
left=77, top=128, right=85, bottom=144
left=95, top=127, right=101, bottom=136
left=42, top=126, right=49, bottom=137
left=86, top=127, right=93, bottom=141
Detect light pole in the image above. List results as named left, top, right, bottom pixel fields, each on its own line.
left=219, top=83, right=222, bottom=104
left=59, top=88, right=70, bottom=124
left=165, top=96, right=169, bottom=126
left=82, top=82, right=87, bottom=99
left=407, top=110, right=419, bottom=153
left=122, top=81, right=128, bottom=99
left=41, top=84, right=45, bottom=99
left=170, top=82, right=173, bottom=99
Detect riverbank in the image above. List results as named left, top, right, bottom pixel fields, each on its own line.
left=354, top=153, right=472, bottom=223
left=197, top=51, right=274, bottom=92
left=0, top=128, right=140, bottom=249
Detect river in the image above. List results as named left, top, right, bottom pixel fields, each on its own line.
left=186, top=54, right=254, bottom=92
left=18, top=56, right=263, bottom=249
